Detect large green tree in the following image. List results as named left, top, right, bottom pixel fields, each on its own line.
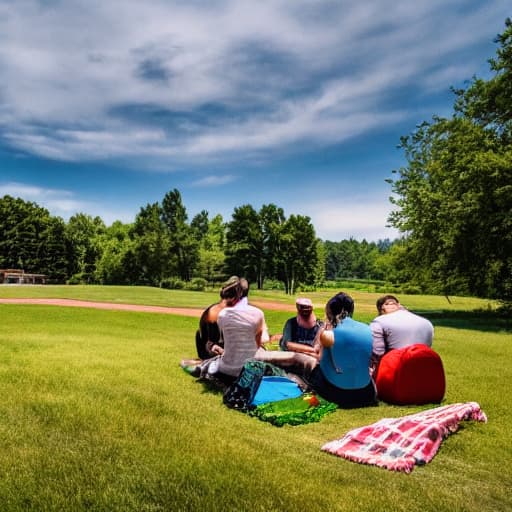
left=225, top=205, right=320, bottom=292
left=324, top=238, right=381, bottom=281
left=278, top=214, right=318, bottom=295
left=453, top=18, right=512, bottom=142
left=38, top=216, right=69, bottom=282
left=259, top=204, right=285, bottom=284
left=161, top=189, right=199, bottom=281
left=195, top=213, right=226, bottom=284
left=0, top=196, right=69, bottom=282
left=94, top=221, right=135, bottom=284
left=224, top=204, right=264, bottom=287
left=131, top=203, right=170, bottom=286
left=66, top=213, right=106, bottom=283
left=388, top=19, right=512, bottom=299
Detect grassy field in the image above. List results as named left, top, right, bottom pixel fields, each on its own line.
left=0, top=285, right=510, bottom=511
left=0, top=283, right=497, bottom=316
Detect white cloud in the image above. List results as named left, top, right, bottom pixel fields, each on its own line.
left=0, top=181, right=72, bottom=201
left=0, top=181, right=134, bottom=224
left=0, top=0, right=508, bottom=164
left=301, top=196, right=401, bottom=242
left=0, top=181, right=87, bottom=213
left=190, top=174, right=237, bottom=187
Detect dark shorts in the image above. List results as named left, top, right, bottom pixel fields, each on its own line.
left=309, top=366, right=378, bottom=409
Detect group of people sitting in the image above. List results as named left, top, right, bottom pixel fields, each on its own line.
left=187, top=276, right=434, bottom=409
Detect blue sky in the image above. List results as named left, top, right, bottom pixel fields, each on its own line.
left=0, top=1, right=509, bottom=241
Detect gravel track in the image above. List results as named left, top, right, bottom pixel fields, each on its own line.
left=0, top=298, right=294, bottom=316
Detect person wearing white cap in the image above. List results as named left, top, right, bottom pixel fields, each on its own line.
left=279, top=297, right=323, bottom=356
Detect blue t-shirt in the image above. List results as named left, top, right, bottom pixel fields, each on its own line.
left=319, top=317, right=372, bottom=390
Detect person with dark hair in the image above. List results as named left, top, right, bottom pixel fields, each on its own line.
left=370, top=295, right=434, bottom=370
left=194, top=276, right=241, bottom=360
left=308, top=292, right=377, bottom=408
left=195, top=294, right=226, bottom=360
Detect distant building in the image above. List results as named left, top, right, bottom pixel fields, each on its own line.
left=0, top=269, right=47, bottom=284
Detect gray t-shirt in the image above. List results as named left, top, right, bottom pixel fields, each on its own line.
left=370, top=308, right=434, bottom=357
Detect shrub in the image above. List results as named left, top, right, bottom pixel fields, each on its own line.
left=299, top=284, right=317, bottom=292
left=186, top=278, right=207, bottom=291
left=67, top=272, right=94, bottom=285
left=401, top=285, right=422, bottom=295
left=262, top=279, right=285, bottom=290
left=160, top=277, right=185, bottom=290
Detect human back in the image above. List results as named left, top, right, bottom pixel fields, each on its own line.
left=310, top=291, right=377, bottom=408
left=371, top=308, right=433, bottom=351
left=217, top=290, right=264, bottom=377
left=320, top=317, right=373, bottom=390
left=370, top=295, right=433, bottom=358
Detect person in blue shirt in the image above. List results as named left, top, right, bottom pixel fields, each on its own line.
left=309, top=292, right=377, bottom=408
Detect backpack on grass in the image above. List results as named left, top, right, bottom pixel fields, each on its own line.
left=223, top=360, right=287, bottom=411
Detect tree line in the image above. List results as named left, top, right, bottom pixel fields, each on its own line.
left=0, top=191, right=395, bottom=294
left=1, top=19, right=510, bottom=301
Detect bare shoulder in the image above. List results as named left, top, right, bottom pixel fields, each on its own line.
left=320, top=328, right=334, bottom=348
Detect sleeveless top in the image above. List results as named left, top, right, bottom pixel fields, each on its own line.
left=279, top=317, right=323, bottom=350
left=217, top=304, right=263, bottom=377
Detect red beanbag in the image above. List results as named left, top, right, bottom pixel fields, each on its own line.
left=375, top=344, right=445, bottom=405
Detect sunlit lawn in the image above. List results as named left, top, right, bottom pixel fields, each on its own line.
left=0, top=286, right=509, bottom=511
left=0, top=283, right=496, bottom=316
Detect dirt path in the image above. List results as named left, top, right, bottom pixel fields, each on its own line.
left=0, top=298, right=295, bottom=316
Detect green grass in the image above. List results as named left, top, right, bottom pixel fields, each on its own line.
left=0, top=282, right=497, bottom=314
left=0, top=287, right=510, bottom=511
left=0, top=284, right=220, bottom=308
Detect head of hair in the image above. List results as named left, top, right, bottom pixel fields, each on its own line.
left=376, top=294, right=399, bottom=314
left=326, top=292, right=354, bottom=327
left=239, top=277, right=249, bottom=298
left=220, top=276, right=242, bottom=302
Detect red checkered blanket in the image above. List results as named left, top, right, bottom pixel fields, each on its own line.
left=321, top=402, right=487, bottom=473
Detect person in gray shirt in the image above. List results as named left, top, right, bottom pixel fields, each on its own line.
left=370, top=295, right=434, bottom=370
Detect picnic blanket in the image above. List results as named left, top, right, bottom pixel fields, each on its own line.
left=250, top=393, right=337, bottom=427
left=181, top=358, right=337, bottom=426
left=321, top=402, right=487, bottom=473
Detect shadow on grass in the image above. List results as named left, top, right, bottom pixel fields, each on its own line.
left=196, top=377, right=228, bottom=396
left=428, top=309, right=511, bottom=333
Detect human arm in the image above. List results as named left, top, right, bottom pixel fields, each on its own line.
left=260, top=319, right=270, bottom=344
left=207, top=341, right=224, bottom=355
left=369, top=319, right=385, bottom=376
left=319, top=326, right=334, bottom=348
left=283, top=341, right=317, bottom=355
left=204, top=321, right=224, bottom=356
left=310, top=323, right=332, bottom=361
left=370, top=319, right=386, bottom=357
left=279, top=319, right=294, bottom=350
left=205, top=335, right=224, bottom=356
left=205, top=306, right=225, bottom=356
left=254, top=312, right=266, bottom=349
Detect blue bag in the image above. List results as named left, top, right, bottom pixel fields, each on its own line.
left=250, top=376, right=303, bottom=406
